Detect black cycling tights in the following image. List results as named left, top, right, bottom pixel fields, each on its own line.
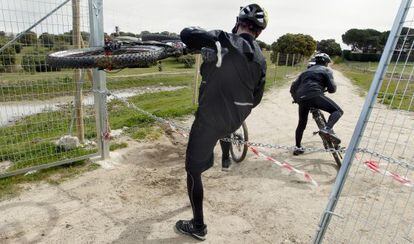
left=187, top=171, right=204, bottom=228
left=295, top=95, right=343, bottom=147
left=219, top=136, right=231, bottom=160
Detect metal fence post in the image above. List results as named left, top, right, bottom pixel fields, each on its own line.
left=89, top=0, right=109, bottom=159
left=312, top=0, right=412, bottom=243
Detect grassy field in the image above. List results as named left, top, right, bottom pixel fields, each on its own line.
left=335, top=62, right=413, bottom=111
left=0, top=50, right=303, bottom=199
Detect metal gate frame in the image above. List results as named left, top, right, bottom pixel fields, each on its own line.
left=313, top=0, right=413, bottom=242
left=0, top=0, right=109, bottom=179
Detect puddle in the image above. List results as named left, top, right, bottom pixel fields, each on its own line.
left=0, top=86, right=184, bottom=126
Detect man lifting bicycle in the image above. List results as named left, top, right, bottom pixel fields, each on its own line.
left=290, top=53, right=343, bottom=156
left=175, top=3, right=268, bottom=241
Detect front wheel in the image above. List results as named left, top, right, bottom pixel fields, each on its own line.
left=47, top=45, right=165, bottom=69
left=230, top=122, right=249, bottom=163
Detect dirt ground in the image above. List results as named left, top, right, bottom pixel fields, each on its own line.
left=0, top=69, right=383, bottom=243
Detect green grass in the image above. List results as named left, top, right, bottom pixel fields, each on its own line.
left=335, top=62, right=413, bottom=111
left=109, top=142, right=128, bottom=151
left=0, top=50, right=302, bottom=200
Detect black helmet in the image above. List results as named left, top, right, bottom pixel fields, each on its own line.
left=238, top=4, right=268, bottom=30
left=314, top=53, right=331, bottom=66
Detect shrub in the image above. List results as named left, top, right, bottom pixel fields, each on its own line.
left=13, top=43, right=22, bottom=53
left=177, top=55, right=196, bottom=68
left=21, top=50, right=61, bottom=72
left=332, top=56, right=344, bottom=64
left=0, top=43, right=17, bottom=72
left=343, top=50, right=381, bottom=62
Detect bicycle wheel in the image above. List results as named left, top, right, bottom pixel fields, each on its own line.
left=311, top=108, right=342, bottom=168
left=47, top=45, right=165, bottom=69
left=321, top=136, right=342, bottom=168
left=230, top=122, right=249, bottom=163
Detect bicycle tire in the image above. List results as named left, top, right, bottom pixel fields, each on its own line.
left=47, top=45, right=165, bottom=69
left=311, top=108, right=342, bottom=168
left=141, top=34, right=181, bottom=42
left=230, top=122, right=249, bottom=163
left=321, top=136, right=342, bottom=168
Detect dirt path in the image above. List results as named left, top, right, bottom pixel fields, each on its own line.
left=0, top=69, right=370, bottom=243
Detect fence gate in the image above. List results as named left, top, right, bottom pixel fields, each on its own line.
left=0, top=0, right=108, bottom=178
left=314, top=0, right=414, bottom=243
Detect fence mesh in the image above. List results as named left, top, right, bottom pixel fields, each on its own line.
left=322, top=2, right=414, bottom=243
left=0, top=0, right=98, bottom=177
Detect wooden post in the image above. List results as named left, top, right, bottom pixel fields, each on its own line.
left=193, top=54, right=201, bottom=105
left=72, top=0, right=84, bottom=143
left=285, top=53, right=289, bottom=66
left=81, top=38, right=94, bottom=82
left=292, top=54, right=296, bottom=67
left=273, top=52, right=280, bottom=84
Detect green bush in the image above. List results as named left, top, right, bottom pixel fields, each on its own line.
left=177, top=55, right=196, bottom=68
left=332, top=56, right=344, bottom=64
left=13, top=43, right=22, bottom=53
left=343, top=50, right=381, bottom=62
left=21, top=50, right=61, bottom=72
left=0, top=43, right=17, bottom=72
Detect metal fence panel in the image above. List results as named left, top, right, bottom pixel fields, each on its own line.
left=0, top=0, right=100, bottom=178
left=314, top=0, right=414, bottom=243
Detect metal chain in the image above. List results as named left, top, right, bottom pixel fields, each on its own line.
left=95, top=88, right=413, bottom=170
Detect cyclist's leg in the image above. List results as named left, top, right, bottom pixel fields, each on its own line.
left=184, top=119, right=218, bottom=230
left=187, top=170, right=205, bottom=228
left=313, top=95, right=343, bottom=129
left=295, top=103, right=310, bottom=148
left=219, top=136, right=231, bottom=160
left=219, top=136, right=232, bottom=169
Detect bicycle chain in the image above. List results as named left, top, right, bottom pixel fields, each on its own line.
left=95, top=89, right=413, bottom=170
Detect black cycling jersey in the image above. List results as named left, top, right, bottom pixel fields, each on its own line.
left=181, top=27, right=266, bottom=133
left=290, top=64, right=336, bottom=102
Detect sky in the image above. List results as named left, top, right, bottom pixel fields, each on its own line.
left=103, top=0, right=402, bottom=49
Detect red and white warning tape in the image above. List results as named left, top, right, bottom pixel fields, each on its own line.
left=249, top=147, right=319, bottom=187
left=165, top=123, right=319, bottom=187
left=364, top=160, right=413, bottom=187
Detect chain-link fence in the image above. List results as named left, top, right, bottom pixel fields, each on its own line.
left=314, top=0, right=414, bottom=243
left=0, top=0, right=103, bottom=178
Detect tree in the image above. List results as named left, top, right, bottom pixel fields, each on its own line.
left=138, top=30, right=151, bottom=37
left=19, top=31, right=37, bottom=45
left=39, top=32, right=55, bottom=48
left=317, top=39, right=342, bottom=56
left=342, top=28, right=383, bottom=53
left=270, top=33, right=316, bottom=63
left=257, top=40, right=270, bottom=50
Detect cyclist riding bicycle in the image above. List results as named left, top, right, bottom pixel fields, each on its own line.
left=290, top=53, right=343, bottom=156
left=175, top=3, right=268, bottom=241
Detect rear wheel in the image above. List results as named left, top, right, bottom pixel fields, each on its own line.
left=321, top=136, right=342, bottom=168
left=312, top=108, right=342, bottom=168
left=47, top=45, right=165, bottom=69
left=230, top=122, right=249, bottom=163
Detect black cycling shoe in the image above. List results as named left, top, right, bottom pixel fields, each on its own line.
left=222, top=157, right=232, bottom=171
left=293, top=147, right=305, bottom=156
left=175, top=219, right=207, bottom=241
left=319, top=127, right=341, bottom=144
